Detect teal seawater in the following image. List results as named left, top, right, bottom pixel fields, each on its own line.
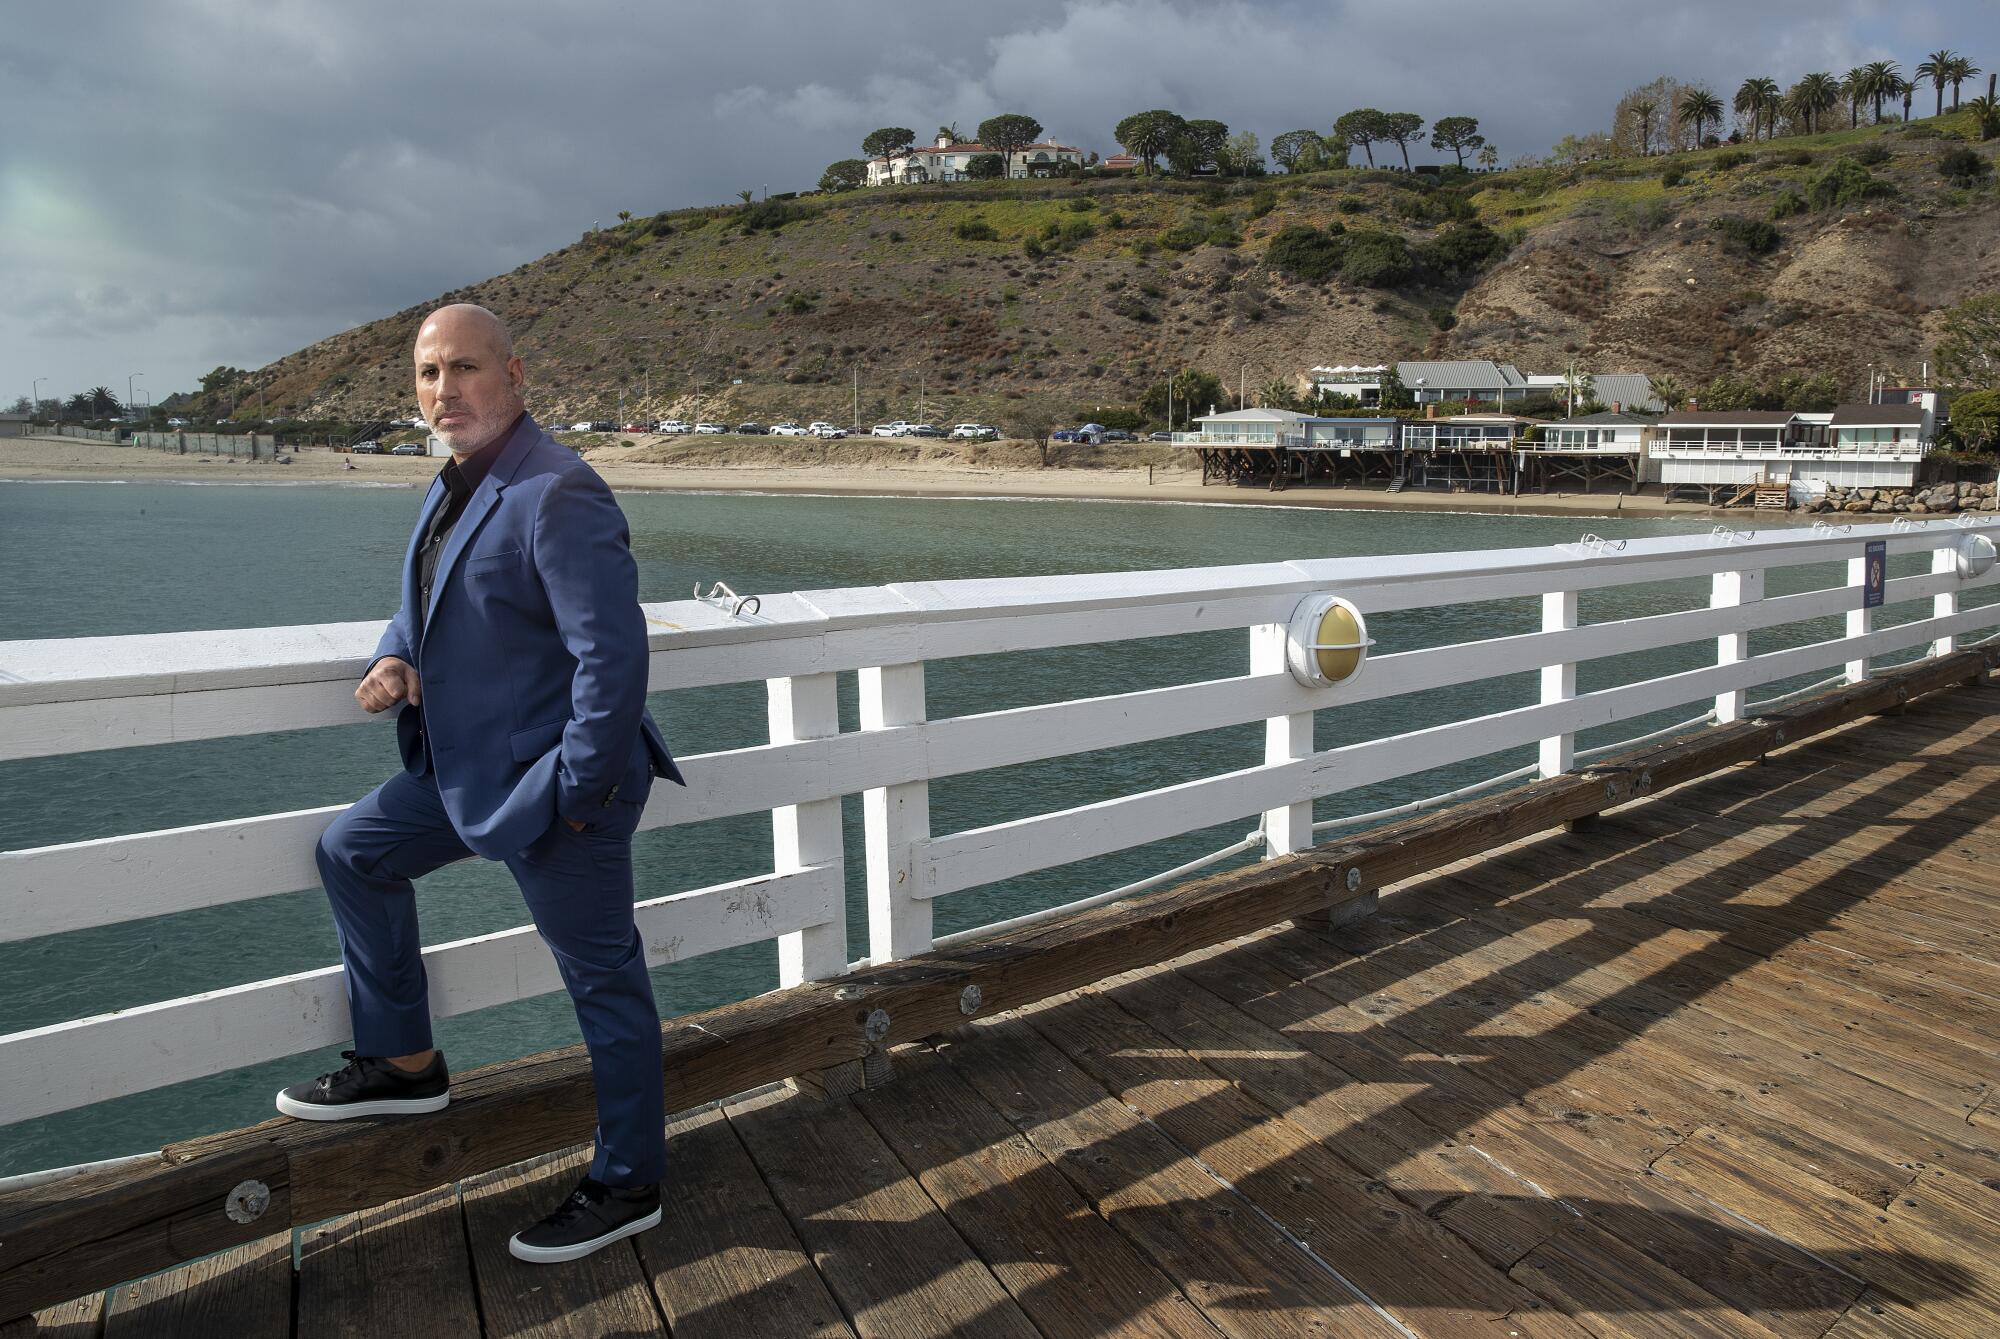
left=0, top=480, right=1958, bottom=1175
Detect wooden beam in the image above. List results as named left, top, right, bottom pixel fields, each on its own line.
left=1, top=645, right=1992, bottom=1322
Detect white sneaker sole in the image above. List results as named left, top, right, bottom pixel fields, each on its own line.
left=508, top=1206, right=662, bottom=1264
left=274, top=1089, right=450, bottom=1120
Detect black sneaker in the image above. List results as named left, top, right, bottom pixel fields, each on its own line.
left=274, top=1049, right=450, bottom=1120
left=508, top=1175, right=662, bottom=1264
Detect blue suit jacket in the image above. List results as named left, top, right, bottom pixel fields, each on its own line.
left=371, top=414, right=682, bottom=858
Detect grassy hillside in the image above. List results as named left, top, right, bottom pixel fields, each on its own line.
left=245, top=114, right=1999, bottom=430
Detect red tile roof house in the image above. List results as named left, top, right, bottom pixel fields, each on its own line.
left=866, top=131, right=1087, bottom=185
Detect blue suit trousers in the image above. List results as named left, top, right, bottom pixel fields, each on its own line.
left=314, top=768, right=665, bottom=1187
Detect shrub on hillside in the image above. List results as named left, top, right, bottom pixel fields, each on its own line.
left=1417, top=220, right=1507, bottom=275
left=1711, top=149, right=1754, bottom=170
left=1336, top=195, right=1368, bottom=213
left=1157, top=223, right=1208, bottom=251
left=1710, top=215, right=1782, bottom=256
left=737, top=200, right=810, bottom=232
left=1660, top=163, right=1686, bottom=188
left=1769, top=189, right=1807, bottom=219
left=1902, top=122, right=1942, bottom=140
left=1339, top=229, right=1415, bottom=287
left=1804, top=158, right=1894, bottom=210
left=953, top=219, right=999, bottom=241
left=1939, top=146, right=1990, bottom=185
left=1846, top=142, right=1891, bottom=166
left=1264, top=225, right=1345, bottom=283
left=1067, top=196, right=1096, bottom=211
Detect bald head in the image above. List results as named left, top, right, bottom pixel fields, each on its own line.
left=413, top=303, right=525, bottom=460
left=417, top=303, right=514, bottom=360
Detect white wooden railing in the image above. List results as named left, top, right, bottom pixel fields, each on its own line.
left=3, top=518, right=1998, bottom=1134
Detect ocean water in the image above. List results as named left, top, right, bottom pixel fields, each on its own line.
left=0, top=479, right=1958, bottom=1174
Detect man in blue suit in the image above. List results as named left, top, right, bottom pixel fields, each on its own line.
left=276, top=304, right=684, bottom=1265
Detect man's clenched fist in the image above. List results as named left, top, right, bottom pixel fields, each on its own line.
left=357, top=657, right=422, bottom=713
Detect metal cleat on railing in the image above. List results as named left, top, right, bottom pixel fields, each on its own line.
left=1708, top=525, right=1754, bottom=545
left=693, top=580, right=763, bottom=617
left=1567, top=533, right=1628, bottom=558
left=1889, top=517, right=1916, bottom=534
left=1811, top=519, right=1853, bottom=536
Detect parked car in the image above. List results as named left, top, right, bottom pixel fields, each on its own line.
left=769, top=422, right=809, bottom=436
left=655, top=419, right=690, bottom=434
left=907, top=424, right=945, bottom=438
left=620, top=423, right=647, bottom=434
left=870, top=421, right=911, bottom=437
left=389, top=442, right=427, bottom=455
left=1049, top=429, right=1078, bottom=442
left=735, top=421, right=768, bottom=435
left=590, top=420, right=617, bottom=432
left=1148, top=431, right=1173, bottom=442
left=350, top=440, right=382, bottom=453
left=569, top=421, right=594, bottom=432
left=949, top=423, right=999, bottom=440
left=808, top=422, right=848, bottom=439
left=1101, top=429, right=1137, bottom=443
left=165, top=417, right=188, bottom=427
left=694, top=421, right=727, bottom=434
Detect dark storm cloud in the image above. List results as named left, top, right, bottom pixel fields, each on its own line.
left=1, top=0, right=1986, bottom=401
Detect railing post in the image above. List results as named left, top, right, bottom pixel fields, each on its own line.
left=1845, top=554, right=1872, bottom=684
left=1712, top=567, right=1764, bottom=723
left=1933, top=543, right=1959, bottom=658
left=861, top=662, right=931, bottom=964
left=1539, top=589, right=1577, bottom=777
left=1250, top=623, right=1312, bottom=857
left=768, top=672, right=846, bottom=986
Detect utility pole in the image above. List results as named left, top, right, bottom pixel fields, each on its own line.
left=32, top=377, right=46, bottom=422
left=1240, top=362, right=1247, bottom=410
left=853, top=365, right=860, bottom=429
left=128, top=372, right=142, bottom=424
left=1166, top=375, right=1173, bottom=438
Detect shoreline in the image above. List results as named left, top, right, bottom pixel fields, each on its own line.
left=0, top=435, right=1728, bottom=519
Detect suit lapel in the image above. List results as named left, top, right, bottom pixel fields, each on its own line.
left=419, top=416, right=544, bottom=631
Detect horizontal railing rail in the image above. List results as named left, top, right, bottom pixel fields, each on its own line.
left=3, top=517, right=1997, bottom=1130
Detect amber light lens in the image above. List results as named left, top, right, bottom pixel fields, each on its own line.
left=1314, top=603, right=1365, bottom=683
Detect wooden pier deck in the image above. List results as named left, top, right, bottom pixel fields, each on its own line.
left=9, top=683, right=1999, bottom=1338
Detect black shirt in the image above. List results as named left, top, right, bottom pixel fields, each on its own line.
left=417, top=419, right=517, bottom=628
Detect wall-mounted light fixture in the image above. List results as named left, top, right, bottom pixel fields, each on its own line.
left=1285, top=595, right=1374, bottom=689
left=1955, top=532, right=1997, bottom=580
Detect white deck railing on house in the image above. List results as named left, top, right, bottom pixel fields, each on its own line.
left=3, top=519, right=1998, bottom=1135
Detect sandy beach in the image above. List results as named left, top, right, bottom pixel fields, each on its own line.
left=0, top=434, right=1715, bottom=517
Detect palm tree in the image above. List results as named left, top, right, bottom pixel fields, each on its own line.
left=1967, top=94, right=2000, bottom=141
left=1862, top=60, right=1901, bottom=122
left=1629, top=100, right=1656, bottom=155
left=1736, top=77, right=1780, bottom=141
left=1901, top=74, right=1915, bottom=123
left=1946, top=56, right=1982, bottom=110
left=1842, top=67, right=1870, bottom=129
left=1917, top=50, right=1957, bottom=117
left=1476, top=142, right=1499, bottom=170
left=1788, top=73, right=1841, bottom=136
left=1650, top=374, right=1687, bottom=412
left=1677, top=89, right=1724, bottom=147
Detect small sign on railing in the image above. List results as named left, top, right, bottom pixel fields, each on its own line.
left=1863, top=539, right=1887, bottom=609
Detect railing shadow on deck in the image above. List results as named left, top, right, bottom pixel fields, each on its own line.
left=775, top=700, right=1998, bottom=1331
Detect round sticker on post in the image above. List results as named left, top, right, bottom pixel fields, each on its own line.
left=1284, top=595, right=1373, bottom=689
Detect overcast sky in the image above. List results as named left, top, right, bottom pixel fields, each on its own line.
left=2, top=0, right=1988, bottom=405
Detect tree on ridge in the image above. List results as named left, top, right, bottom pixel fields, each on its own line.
left=977, top=113, right=1044, bottom=180
left=1429, top=115, right=1485, bottom=167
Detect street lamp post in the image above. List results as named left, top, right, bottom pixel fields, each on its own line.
left=128, top=373, right=143, bottom=425
left=32, top=377, right=47, bottom=422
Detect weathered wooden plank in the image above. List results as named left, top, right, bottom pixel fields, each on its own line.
left=0, top=1293, right=99, bottom=1339
left=1653, top=1126, right=2000, bottom=1336
left=942, top=1013, right=1407, bottom=1338
left=99, top=1232, right=290, bottom=1338
left=722, top=1085, right=1041, bottom=1339
left=848, top=1049, right=1224, bottom=1338
left=459, top=1146, right=666, bottom=1337
left=1819, top=1289, right=1978, bottom=1339
left=297, top=1185, right=479, bottom=1339
left=6, top=652, right=1987, bottom=1326
left=0, top=1144, right=290, bottom=1325
left=1022, top=984, right=1597, bottom=1338
left=1507, top=1225, right=1789, bottom=1339
left=632, top=1106, right=854, bottom=1339
left=1403, top=879, right=2000, bottom=1201
left=1216, top=927, right=1872, bottom=1335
